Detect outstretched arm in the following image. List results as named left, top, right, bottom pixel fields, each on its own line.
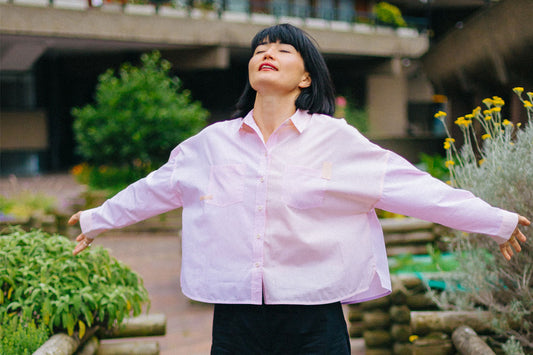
left=499, top=216, right=530, bottom=260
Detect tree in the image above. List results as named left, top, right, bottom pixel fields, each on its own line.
left=72, top=51, right=208, bottom=174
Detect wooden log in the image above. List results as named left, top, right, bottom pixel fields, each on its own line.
left=406, top=294, right=436, bottom=310
left=96, top=341, right=159, bottom=355
left=384, top=231, right=436, bottom=246
left=452, top=325, right=496, bottom=355
left=393, top=342, right=413, bottom=355
left=363, top=311, right=391, bottom=329
left=33, top=334, right=79, bottom=355
left=391, top=324, right=412, bottom=343
left=412, top=333, right=453, bottom=355
left=395, top=275, right=423, bottom=289
left=391, top=277, right=409, bottom=305
left=390, top=305, right=411, bottom=324
left=348, top=307, right=364, bottom=322
left=361, top=296, right=391, bottom=310
left=76, top=336, right=99, bottom=355
left=365, top=349, right=393, bottom=355
left=349, top=321, right=365, bottom=338
left=364, top=330, right=393, bottom=348
left=99, top=314, right=166, bottom=339
left=411, top=311, right=494, bottom=336
left=387, top=245, right=431, bottom=257
left=380, top=218, right=434, bottom=233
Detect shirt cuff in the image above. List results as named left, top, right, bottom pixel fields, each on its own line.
left=492, top=211, right=519, bottom=245
left=80, top=208, right=101, bottom=239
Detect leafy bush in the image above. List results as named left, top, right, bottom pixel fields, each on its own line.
left=373, top=1, right=407, bottom=28
left=432, top=89, right=533, bottom=352
left=72, top=51, right=208, bottom=187
left=0, top=312, right=49, bottom=355
left=0, top=227, right=150, bottom=339
left=417, top=153, right=449, bottom=182
left=334, top=96, right=369, bottom=133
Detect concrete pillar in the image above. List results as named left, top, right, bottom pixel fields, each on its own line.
left=367, top=57, right=408, bottom=138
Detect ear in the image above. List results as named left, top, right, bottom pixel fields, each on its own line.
left=298, top=72, right=312, bottom=89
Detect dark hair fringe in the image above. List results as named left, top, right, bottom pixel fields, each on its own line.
left=232, top=24, right=336, bottom=119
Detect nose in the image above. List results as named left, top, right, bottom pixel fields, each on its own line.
left=262, top=47, right=274, bottom=59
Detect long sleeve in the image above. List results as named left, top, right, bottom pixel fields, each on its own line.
left=374, top=152, right=518, bottom=244
left=80, top=147, right=184, bottom=238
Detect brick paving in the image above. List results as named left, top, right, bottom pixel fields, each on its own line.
left=1, top=174, right=365, bottom=354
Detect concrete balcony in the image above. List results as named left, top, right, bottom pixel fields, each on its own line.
left=1, top=0, right=429, bottom=71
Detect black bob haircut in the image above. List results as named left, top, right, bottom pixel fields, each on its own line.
left=232, top=23, right=336, bottom=119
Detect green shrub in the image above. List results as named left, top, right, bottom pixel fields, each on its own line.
left=0, top=227, right=150, bottom=338
left=334, top=96, right=369, bottom=133
left=417, top=153, right=449, bottom=181
left=373, top=2, right=407, bottom=28
left=432, top=89, right=533, bottom=352
left=0, top=312, right=49, bottom=355
left=71, top=51, right=208, bottom=187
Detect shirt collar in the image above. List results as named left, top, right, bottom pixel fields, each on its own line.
left=240, top=109, right=311, bottom=134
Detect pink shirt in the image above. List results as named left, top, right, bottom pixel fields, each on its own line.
left=80, top=110, right=518, bottom=305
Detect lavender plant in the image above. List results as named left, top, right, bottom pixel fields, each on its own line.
left=432, top=89, right=533, bottom=353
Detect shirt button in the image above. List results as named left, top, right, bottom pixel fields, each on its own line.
left=257, top=206, right=263, bottom=211
left=256, top=234, right=261, bottom=239
left=260, top=177, right=265, bottom=183
left=255, top=262, right=260, bottom=268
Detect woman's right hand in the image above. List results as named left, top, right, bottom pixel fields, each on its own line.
left=69, top=211, right=94, bottom=256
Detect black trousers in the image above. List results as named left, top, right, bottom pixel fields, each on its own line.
left=210, top=302, right=351, bottom=355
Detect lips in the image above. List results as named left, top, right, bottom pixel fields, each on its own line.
left=259, top=63, right=278, bottom=71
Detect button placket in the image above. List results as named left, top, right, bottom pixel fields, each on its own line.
left=250, top=148, right=269, bottom=304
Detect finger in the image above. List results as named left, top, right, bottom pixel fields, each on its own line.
left=73, top=241, right=87, bottom=256
left=515, top=229, right=527, bottom=243
left=518, top=215, right=531, bottom=227
left=499, top=243, right=511, bottom=261
left=72, top=235, right=94, bottom=256
left=510, top=236, right=522, bottom=253
left=68, top=211, right=82, bottom=225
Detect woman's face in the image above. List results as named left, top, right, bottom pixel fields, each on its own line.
left=248, top=40, right=311, bottom=96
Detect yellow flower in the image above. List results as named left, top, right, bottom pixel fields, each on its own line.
left=445, top=137, right=455, bottom=143
left=409, top=335, right=419, bottom=343
left=513, top=87, right=524, bottom=95
left=492, top=96, right=505, bottom=106
left=484, top=115, right=492, bottom=121
left=491, top=107, right=501, bottom=113
left=481, top=133, right=491, bottom=140
left=472, top=106, right=481, bottom=116
left=444, top=141, right=451, bottom=150
left=502, top=119, right=513, bottom=126
left=517, top=123, right=522, bottom=128
left=434, top=111, right=447, bottom=119
left=445, top=160, right=455, bottom=168
left=479, top=159, right=485, bottom=166
left=465, top=114, right=474, bottom=119
left=524, top=101, right=532, bottom=108
left=482, top=98, right=493, bottom=107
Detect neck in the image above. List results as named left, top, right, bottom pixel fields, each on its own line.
left=252, top=92, right=299, bottom=142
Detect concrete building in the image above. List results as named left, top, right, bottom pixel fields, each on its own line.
left=2, top=0, right=529, bottom=175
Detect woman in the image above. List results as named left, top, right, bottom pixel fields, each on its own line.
left=70, top=24, right=529, bottom=354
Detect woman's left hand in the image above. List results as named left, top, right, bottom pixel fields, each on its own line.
left=499, top=215, right=530, bottom=261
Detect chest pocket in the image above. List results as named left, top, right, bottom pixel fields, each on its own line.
left=282, top=162, right=331, bottom=209
left=204, top=164, right=246, bottom=207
